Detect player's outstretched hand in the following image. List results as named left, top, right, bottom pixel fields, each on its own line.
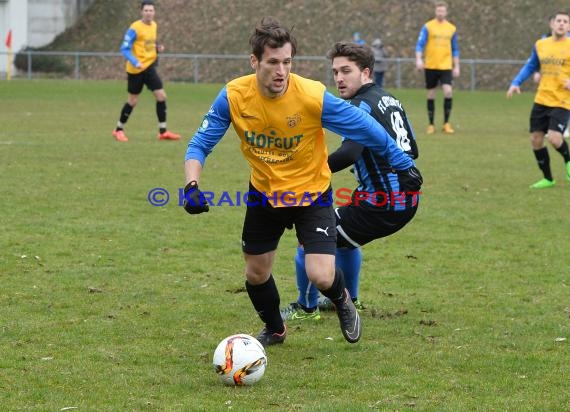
left=506, top=85, right=520, bottom=99
left=183, top=181, right=210, bottom=214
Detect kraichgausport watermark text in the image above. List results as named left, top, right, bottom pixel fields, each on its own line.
left=147, top=188, right=421, bottom=207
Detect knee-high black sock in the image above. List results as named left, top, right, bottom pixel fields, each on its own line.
left=555, top=140, right=570, bottom=163
left=427, top=99, right=435, bottom=125
left=117, top=103, right=134, bottom=128
left=444, top=98, right=452, bottom=123
left=245, top=275, right=283, bottom=333
left=319, top=267, right=348, bottom=305
left=157, top=101, right=167, bottom=123
left=533, top=147, right=553, bottom=181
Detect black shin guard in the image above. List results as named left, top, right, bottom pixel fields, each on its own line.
left=444, top=97, right=452, bottom=123
left=245, top=275, right=283, bottom=333
left=319, top=268, right=347, bottom=306
left=555, top=140, right=570, bottom=163
left=427, top=99, right=435, bottom=125
left=533, top=147, right=552, bottom=181
left=156, top=101, right=167, bottom=123
left=119, top=103, right=134, bottom=125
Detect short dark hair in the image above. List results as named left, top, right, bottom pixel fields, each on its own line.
left=249, top=16, right=297, bottom=61
left=141, top=0, right=155, bottom=9
left=553, top=11, right=570, bottom=20
left=326, top=42, right=375, bottom=73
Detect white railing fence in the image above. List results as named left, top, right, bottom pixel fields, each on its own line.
left=1, top=50, right=527, bottom=91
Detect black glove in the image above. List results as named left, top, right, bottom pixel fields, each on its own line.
left=183, top=181, right=210, bottom=214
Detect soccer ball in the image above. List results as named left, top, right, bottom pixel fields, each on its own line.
left=212, top=334, right=267, bottom=386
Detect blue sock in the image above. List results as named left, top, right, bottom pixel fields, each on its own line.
left=295, top=246, right=319, bottom=309
left=335, top=247, right=362, bottom=300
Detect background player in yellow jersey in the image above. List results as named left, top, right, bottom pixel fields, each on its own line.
left=112, top=0, right=180, bottom=142
left=415, top=1, right=460, bottom=135
left=507, top=11, right=570, bottom=189
left=183, top=17, right=415, bottom=347
left=532, top=14, right=570, bottom=138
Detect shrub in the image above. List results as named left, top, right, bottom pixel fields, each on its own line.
left=14, top=47, right=72, bottom=74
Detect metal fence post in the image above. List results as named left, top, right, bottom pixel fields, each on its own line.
left=27, top=50, right=32, bottom=79
left=470, top=60, right=476, bottom=91
left=75, top=53, right=80, bottom=79
left=396, top=58, right=401, bottom=89
left=193, top=56, right=199, bottom=83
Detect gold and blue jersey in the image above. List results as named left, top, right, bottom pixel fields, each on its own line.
left=120, top=20, right=158, bottom=74
left=185, top=73, right=415, bottom=207
left=415, top=19, right=459, bottom=70
left=511, top=36, right=570, bottom=109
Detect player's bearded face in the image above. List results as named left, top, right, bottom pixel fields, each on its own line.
left=435, top=6, right=447, bottom=21
left=332, top=57, right=367, bottom=99
left=252, top=44, right=293, bottom=98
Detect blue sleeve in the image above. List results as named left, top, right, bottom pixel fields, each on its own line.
left=321, top=91, right=392, bottom=153
left=511, top=47, right=540, bottom=86
left=415, top=26, right=428, bottom=53
left=120, top=28, right=139, bottom=67
left=346, top=100, right=372, bottom=142
left=451, top=32, right=459, bottom=57
left=185, top=87, right=231, bottom=165
left=357, top=100, right=372, bottom=115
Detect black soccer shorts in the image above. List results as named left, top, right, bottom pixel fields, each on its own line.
left=529, top=103, right=570, bottom=134
left=241, top=183, right=337, bottom=255
left=425, top=69, right=453, bottom=89
left=335, top=201, right=418, bottom=248
left=127, top=63, right=163, bottom=94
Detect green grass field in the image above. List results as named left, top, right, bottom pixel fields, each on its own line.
left=1, top=80, right=568, bottom=411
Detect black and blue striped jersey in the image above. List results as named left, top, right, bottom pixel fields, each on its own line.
left=349, top=83, right=418, bottom=159
left=331, top=83, right=422, bottom=211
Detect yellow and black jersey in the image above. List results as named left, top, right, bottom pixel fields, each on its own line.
left=186, top=73, right=415, bottom=207
left=120, top=20, right=158, bottom=74
left=511, top=36, right=570, bottom=109
left=225, top=74, right=330, bottom=203
left=416, top=18, right=459, bottom=70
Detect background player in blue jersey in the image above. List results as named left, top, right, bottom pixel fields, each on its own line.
left=112, top=0, right=180, bottom=142
left=183, top=17, right=416, bottom=347
left=352, top=31, right=366, bottom=45
left=280, top=42, right=422, bottom=322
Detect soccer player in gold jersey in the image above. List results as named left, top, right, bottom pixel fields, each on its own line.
left=415, top=1, right=460, bottom=135
left=183, top=17, right=415, bottom=347
left=112, top=0, right=180, bottom=142
left=507, top=11, right=570, bottom=189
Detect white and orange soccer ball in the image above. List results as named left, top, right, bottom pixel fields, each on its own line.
left=212, top=334, right=267, bottom=386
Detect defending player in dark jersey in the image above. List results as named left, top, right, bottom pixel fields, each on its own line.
left=345, top=81, right=418, bottom=161
left=281, top=42, right=422, bottom=322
